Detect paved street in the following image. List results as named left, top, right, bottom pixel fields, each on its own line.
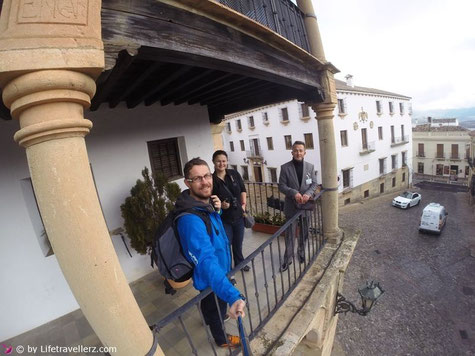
left=332, top=185, right=475, bottom=356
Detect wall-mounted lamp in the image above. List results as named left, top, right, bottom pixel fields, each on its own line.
left=263, top=160, right=267, bottom=165
left=243, top=158, right=249, bottom=164
left=335, top=281, right=384, bottom=316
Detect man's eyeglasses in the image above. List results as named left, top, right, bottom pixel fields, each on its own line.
left=186, top=173, right=213, bottom=183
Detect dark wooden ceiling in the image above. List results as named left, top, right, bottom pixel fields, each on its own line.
left=0, top=0, right=325, bottom=123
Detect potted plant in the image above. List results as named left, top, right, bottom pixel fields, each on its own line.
left=252, top=212, right=286, bottom=234
left=120, top=168, right=187, bottom=289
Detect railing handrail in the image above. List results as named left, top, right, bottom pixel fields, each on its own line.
left=150, top=189, right=326, bottom=352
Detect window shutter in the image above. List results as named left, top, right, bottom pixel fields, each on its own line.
left=298, top=103, right=303, bottom=118
left=350, top=169, right=354, bottom=188
left=343, top=99, right=347, bottom=114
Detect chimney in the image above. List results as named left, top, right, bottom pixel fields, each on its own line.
left=345, top=74, right=354, bottom=88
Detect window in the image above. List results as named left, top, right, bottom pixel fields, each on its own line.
left=380, top=183, right=385, bottom=193
left=437, top=144, right=444, bottom=158
left=418, top=162, right=424, bottom=174
left=240, top=140, right=245, bottom=151
left=340, top=130, right=348, bottom=147
left=376, top=100, right=383, bottom=114
left=230, top=141, right=234, bottom=152
left=389, top=101, right=394, bottom=115
left=262, top=112, right=269, bottom=124
left=241, top=166, right=249, bottom=180
left=268, top=168, right=278, bottom=183
left=226, top=122, right=231, bottom=133
left=402, top=151, right=407, bottom=166
left=401, top=125, right=405, bottom=141
left=451, top=144, right=459, bottom=159
left=147, top=138, right=182, bottom=180
left=344, top=198, right=351, bottom=205
left=364, top=190, right=369, bottom=198
left=300, top=103, right=310, bottom=118
left=284, top=135, right=292, bottom=150
left=342, top=168, right=352, bottom=189
left=361, top=128, right=368, bottom=150
left=399, top=102, right=404, bottom=115
left=280, top=107, right=289, bottom=122
left=379, top=158, right=386, bottom=175
left=304, top=133, right=314, bottom=149
left=390, top=125, right=395, bottom=143
left=418, top=143, right=425, bottom=157
left=236, top=119, right=242, bottom=131
left=392, top=177, right=396, bottom=187
left=436, top=164, right=443, bottom=175
left=267, top=137, right=274, bottom=150
left=391, top=154, right=397, bottom=170
left=338, top=98, right=346, bottom=114
left=402, top=172, right=406, bottom=182
left=248, top=116, right=255, bottom=128
left=249, top=138, right=260, bottom=156
left=378, top=127, right=383, bottom=140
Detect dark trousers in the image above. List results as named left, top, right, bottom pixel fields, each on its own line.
left=283, top=215, right=309, bottom=264
left=224, top=219, right=245, bottom=267
left=200, top=292, right=228, bottom=345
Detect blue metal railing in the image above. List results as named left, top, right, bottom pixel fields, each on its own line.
left=148, top=190, right=325, bottom=355
left=218, top=0, right=310, bottom=52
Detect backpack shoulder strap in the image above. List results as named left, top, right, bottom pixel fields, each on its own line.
left=175, top=209, right=212, bottom=236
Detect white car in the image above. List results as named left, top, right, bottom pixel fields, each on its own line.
left=392, top=191, right=422, bottom=209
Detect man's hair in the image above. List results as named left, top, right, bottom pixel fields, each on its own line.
left=183, top=157, right=209, bottom=178
left=212, top=150, right=228, bottom=162
left=292, top=141, right=306, bottom=149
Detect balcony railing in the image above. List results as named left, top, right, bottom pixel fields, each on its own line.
left=244, top=182, right=285, bottom=219
left=436, top=153, right=445, bottom=159
left=359, top=141, right=376, bottom=155
left=390, top=135, right=409, bottom=147
left=218, top=0, right=310, bottom=52
left=450, top=153, right=461, bottom=160
left=246, top=149, right=263, bottom=159
left=148, top=189, right=325, bottom=355
left=416, top=151, right=425, bottom=157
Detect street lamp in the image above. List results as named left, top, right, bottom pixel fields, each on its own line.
left=335, top=281, right=384, bottom=316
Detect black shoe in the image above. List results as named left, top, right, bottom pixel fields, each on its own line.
left=242, top=265, right=251, bottom=272
left=280, top=261, right=292, bottom=272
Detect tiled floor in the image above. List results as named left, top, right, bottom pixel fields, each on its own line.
left=3, top=229, right=276, bottom=355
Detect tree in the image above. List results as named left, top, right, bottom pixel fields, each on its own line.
left=120, top=167, right=181, bottom=255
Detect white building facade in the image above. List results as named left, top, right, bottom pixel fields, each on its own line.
left=222, top=78, right=413, bottom=205
left=413, top=125, right=471, bottom=179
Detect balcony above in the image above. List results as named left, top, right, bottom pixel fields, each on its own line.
left=359, top=141, right=376, bottom=155
left=390, top=135, right=410, bottom=147
left=0, top=0, right=331, bottom=122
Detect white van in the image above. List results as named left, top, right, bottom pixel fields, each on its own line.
left=419, top=203, right=448, bottom=234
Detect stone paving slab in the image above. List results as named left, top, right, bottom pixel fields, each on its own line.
left=331, top=186, right=475, bottom=356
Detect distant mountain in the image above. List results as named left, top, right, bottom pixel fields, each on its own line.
left=413, top=107, right=475, bottom=122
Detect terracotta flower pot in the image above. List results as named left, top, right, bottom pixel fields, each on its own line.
left=252, top=222, right=282, bottom=235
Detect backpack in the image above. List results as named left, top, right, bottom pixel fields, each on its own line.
left=151, top=209, right=212, bottom=283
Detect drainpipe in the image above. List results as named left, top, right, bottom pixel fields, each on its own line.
left=297, top=0, right=342, bottom=243
left=0, top=1, right=162, bottom=355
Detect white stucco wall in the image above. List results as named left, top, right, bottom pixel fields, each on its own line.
left=0, top=102, right=213, bottom=341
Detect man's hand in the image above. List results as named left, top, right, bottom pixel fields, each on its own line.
left=241, top=203, right=246, bottom=212
left=228, top=299, right=246, bottom=319
left=302, top=194, right=310, bottom=204
left=294, top=192, right=303, bottom=204
left=210, top=195, right=221, bottom=211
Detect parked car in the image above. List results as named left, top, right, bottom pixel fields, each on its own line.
left=419, top=203, right=448, bottom=234
left=392, top=191, right=422, bottom=209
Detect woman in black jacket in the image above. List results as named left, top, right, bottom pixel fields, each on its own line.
left=212, top=150, right=250, bottom=271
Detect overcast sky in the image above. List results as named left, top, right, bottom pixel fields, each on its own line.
left=314, top=0, right=475, bottom=111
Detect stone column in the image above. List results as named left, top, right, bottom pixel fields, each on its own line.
left=297, top=0, right=342, bottom=243
left=0, top=2, right=162, bottom=355
left=211, top=122, right=226, bottom=151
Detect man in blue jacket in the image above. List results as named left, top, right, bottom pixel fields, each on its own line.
left=176, top=157, right=246, bottom=348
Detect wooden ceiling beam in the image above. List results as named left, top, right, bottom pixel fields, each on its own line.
left=158, top=69, right=213, bottom=106
left=173, top=73, right=235, bottom=105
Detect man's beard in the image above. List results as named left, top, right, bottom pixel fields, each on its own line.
left=190, top=185, right=212, bottom=200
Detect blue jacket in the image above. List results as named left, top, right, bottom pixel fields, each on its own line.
left=176, top=190, right=241, bottom=305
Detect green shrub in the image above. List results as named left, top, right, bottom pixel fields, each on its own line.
left=120, top=168, right=181, bottom=255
